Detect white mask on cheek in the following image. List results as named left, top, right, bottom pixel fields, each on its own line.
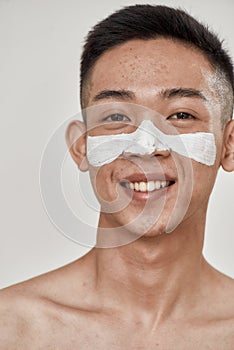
left=86, top=120, right=216, bottom=167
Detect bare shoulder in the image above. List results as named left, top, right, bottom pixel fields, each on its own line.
left=0, top=253, right=96, bottom=349
left=211, top=270, right=234, bottom=347
left=0, top=285, right=51, bottom=349
left=203, top=264, right=234, bottom=331
left=212, top=268, right=234, bottom=309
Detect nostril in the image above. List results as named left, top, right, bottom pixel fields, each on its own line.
left=152, top=148, right=171, bottom=157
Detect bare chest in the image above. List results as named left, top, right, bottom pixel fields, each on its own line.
left=22, top=314, right=234, bottom=350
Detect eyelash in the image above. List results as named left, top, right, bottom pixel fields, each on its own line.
left=102, top=113, right=131, bottom=122
left=167, top=112, right=195, bottom=120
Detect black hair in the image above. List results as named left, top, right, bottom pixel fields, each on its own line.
left=80, top=4, right=234, bottom=116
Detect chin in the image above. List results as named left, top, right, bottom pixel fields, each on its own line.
left=123, top=215, right=168, bottom=238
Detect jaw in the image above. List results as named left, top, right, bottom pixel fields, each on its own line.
left=97, top=197, right=208, bottom=251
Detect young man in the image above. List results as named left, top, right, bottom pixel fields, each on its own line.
left=1, top=5, right=234, bottom=349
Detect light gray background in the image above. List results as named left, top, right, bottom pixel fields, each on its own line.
left=1, top=0, right=233, bottom=288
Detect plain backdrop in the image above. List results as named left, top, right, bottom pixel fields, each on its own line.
left=1, top=0, right=233, bottom=288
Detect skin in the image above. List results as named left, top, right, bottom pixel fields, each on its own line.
left=1, top=38, right=234, bottom=349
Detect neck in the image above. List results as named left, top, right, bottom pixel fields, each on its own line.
left=94, top=215, right=209, bottom=324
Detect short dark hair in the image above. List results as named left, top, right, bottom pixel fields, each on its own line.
left=80, top=4, right=234, bottom=121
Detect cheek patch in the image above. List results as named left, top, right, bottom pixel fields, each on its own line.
left=87, top=120, right=216, bottom=167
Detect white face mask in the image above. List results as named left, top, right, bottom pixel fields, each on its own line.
left=86, top=120, right=216, bottom=167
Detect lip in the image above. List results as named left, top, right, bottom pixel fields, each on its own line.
left=122, top=172, right=175, bottom=183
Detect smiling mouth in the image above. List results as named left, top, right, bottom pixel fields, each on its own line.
left=120, top=180, right=175, bottom=192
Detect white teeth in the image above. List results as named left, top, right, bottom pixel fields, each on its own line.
left=147, top=181, right=155, bottom=191
left=155, top=181, right=161, bottom=190
left=124, top=180, right=172, bottom=192
left=160, top=180, right=166, bottom=188
left=139, top=182, right=147, bottom=192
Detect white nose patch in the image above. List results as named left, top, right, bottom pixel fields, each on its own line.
left=87, top=120, right=216, bottom=167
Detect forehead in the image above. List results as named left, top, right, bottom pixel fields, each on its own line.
left=88, top=38, right=217, bottom=105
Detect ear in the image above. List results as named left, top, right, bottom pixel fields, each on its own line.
left=65, top=120, right=89, bottom=172
left=220, top=119, right=234, bottom=172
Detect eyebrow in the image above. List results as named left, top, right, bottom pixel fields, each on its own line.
left=161, top=88, right=207, bottom=101
left=92, top=88, right=207, bottom=102
left=92, top=89, right=135, bottom=101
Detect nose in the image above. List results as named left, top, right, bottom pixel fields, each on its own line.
left=122, top=120, right=172, bottom=160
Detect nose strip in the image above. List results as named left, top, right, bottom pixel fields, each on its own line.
left=87, top=119, right=216, bottom=167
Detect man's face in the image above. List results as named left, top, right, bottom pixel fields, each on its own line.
left=81, top=38, right=225, bottom=237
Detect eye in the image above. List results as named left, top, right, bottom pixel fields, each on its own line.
left=168, top=112, right=195, bottom=120
left=103, top=113, right=131, bottom=122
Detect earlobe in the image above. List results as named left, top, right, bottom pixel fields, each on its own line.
left=220, top=119, right=234, bottom=172
left=65, top=120, right=89, bottom=172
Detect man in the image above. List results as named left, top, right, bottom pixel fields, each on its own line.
left=1, top=4, right=234, bottom=349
